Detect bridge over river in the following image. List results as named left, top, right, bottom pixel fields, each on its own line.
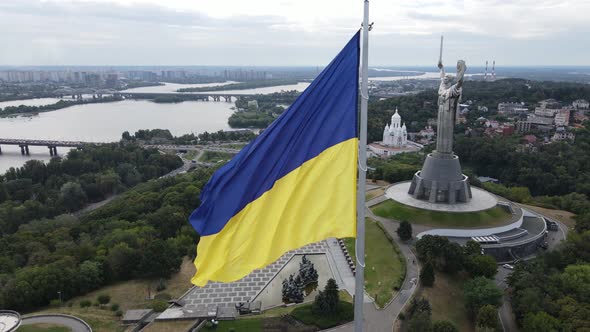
left=115, top=91, right=260, bottom=102
left=0, top=138, right=103, bottom=156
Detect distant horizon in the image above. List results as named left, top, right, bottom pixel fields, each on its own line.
left=1, top=65, right=589, bottom=69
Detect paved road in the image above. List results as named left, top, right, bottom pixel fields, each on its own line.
left=21, top=314, right=91, bottom=332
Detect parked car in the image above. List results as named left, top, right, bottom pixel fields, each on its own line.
left=502, top=264, right=514, bottom=270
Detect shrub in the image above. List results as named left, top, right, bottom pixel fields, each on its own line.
left=115, top=310, right=123, bottom=317
left=110, top=303, right=120, bottom=311
left=97, top=294, right=111, bottom=305
left=150, top=299, right=169, bottom=312
left=79, top=300, right=92, bottom=308
left=49, top=299, right=61, bottom=307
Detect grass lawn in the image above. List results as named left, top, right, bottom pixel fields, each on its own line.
left=290, top=301, right=353, bottom=329
left=26, top=257, right=196, bottom=332
left=372, top=200, right=512, bottom=228
left=17, top=324, right=71, bottom=332
left=199, top=151, right=234, bottom=163
left=214, top=319, right=263, bottom=331
left=343, top=218, right=406, bottom=308
left=415, top=272, right=473, bottom=332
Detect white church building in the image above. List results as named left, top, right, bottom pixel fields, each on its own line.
left=382, top=108, right=408, bottom=147
left=368, top=108, right=422, bottom=157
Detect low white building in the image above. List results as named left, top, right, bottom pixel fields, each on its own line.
left=552, top=127, right=575, bottom=142
left=573, top=99, right=589, bottom=110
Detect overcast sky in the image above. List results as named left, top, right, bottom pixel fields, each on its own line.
left=0, top=0, right=588, bottom=67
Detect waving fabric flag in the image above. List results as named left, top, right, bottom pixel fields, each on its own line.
left=189, top=32, right=360, bottom=286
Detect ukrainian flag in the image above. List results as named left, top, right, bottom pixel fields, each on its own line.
left=189, top=32, right=360, bottom=286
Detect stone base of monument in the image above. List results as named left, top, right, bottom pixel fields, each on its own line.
left=387, top=181, right=498, bottom=213
left=408, top=153, right=472, bottom=204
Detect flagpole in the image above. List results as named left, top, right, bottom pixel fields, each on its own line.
left=354, top=1, right=369, bottom=331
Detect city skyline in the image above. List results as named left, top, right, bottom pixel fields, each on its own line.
left=0, top=0, right=589, bottom=66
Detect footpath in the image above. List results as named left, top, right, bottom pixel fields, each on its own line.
left=326, top=187, right=421, bottom=332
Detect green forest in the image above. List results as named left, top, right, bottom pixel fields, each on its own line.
left=0, top=166, right=212, bottom=311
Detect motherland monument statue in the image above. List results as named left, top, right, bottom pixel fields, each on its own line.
left=407, top=36, right=472, bottom=204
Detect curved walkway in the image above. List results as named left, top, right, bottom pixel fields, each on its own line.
left=326, top=189, right=421, bottom=331
left=21, top=314, right=92, bottom=332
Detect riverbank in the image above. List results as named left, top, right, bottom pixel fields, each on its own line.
left=177, top=79, right=301, bottom=92
left=0, top=96, right=123, bottom=117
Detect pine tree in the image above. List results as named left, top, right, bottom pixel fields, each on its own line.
left=324, top=278, right=339, bottom=313
left=292, top=275, right=304, bottom=303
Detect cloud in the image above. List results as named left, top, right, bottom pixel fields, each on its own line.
left=0, top=0, right=588, bottom=65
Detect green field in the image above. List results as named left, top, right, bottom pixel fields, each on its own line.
left=17, top=324, right=71, bottom=332
left=343, top=218, right=406, bottom=308
left=371, top=200, right=512, bottom=228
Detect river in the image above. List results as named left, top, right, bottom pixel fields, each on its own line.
left=0, top=99, right=235, bottom=172
left=0, top=75, right=445, bottom=172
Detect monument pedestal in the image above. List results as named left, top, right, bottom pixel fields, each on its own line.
left=408, top=152, right=472, bottom=204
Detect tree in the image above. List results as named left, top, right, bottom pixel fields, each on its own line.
left=97, top=294, right=111, bottom=306
left=312, top=278, right=339, bottom=315
left=476, top=305, right=501, bottom=331
left=137, top=239, right=182, bottom=278
left=432, top=320, right=458, bottom=332
left=522, top=312, right=561, bottom=332
left=299, top=255, right=319, bottom=285
left=468, top=255, right=498, bottom=278
left=560, top=264, right=590, bottom=303
left=442, top=242, right=465, bottom=274
left=406, top=297, right=432, bottom=317
left=77, top=260, right=103, bottom=294
left=292, top=275, right=304, bottom=303
left=396, top=220, right=413, bottom=240
left=408, top=311, right=432, bottom=332
left=324, top=278, right=339, bottom=312
left=464, top=240, right=482, bottom=257
left=58, top=181, right=87, bottom=212
left=420, top=261, right=435, bottom=287
left=463, top=277, right=503, bottom=316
